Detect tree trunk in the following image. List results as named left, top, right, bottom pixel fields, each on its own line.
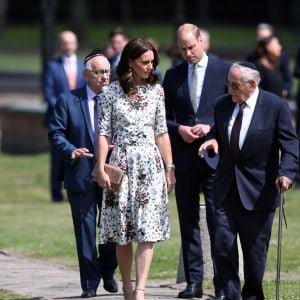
left=69, top=0, right=88, bottom=42
left=0, top=0, right=7, bottom=37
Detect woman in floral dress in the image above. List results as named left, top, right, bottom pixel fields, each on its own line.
left=96, top=38, right=176, bottom=300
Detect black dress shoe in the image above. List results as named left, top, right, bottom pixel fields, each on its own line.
left=215, top=297, right=226, bottom=300
left=178, top=283, right=203, bottom=298
left=103, top=278, right=118, bottom=293
left=81, top=290, right=96, bottom=298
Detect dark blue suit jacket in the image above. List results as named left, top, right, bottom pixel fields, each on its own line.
left=210, top=89, right=299, bottom=210
left=48, top=87, right=96, bottom=192
left=163, top=56, right=230, bottom=172
left=43, top=56, right=86, bottom=127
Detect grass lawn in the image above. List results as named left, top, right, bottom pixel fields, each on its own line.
left=0, top=153, right=299, bottom=299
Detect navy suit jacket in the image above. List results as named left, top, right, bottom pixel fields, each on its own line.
left=163, top=56, right=230, bottom=172
left=210, top=89, right=299, bottom=210
left=48, top=87, right=96, bottom=192
left=43, top=56, right=86, bottom=127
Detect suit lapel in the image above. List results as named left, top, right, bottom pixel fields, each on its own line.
left=58, top=57, right=69, bottom=88
left=222, top=99, right=236, bottom=149
left=181, top=63, right=194, bottom=112
left=197, top=58, right=213, bottom=114
left=78, top=88, right=94, bottom=146
left=76, top=60, right=82, bottom=87
left=240, top=90, right=265, bottom=154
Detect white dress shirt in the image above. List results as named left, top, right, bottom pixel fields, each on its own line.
left=228, top=87, right=259, bottom=149
left=188, top=53, right=208, bottom=107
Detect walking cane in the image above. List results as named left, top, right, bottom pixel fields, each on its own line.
left=275, top=191, right=285, bottom=300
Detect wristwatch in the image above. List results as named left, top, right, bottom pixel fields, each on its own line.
left=165, top=164, right=175, bottom=170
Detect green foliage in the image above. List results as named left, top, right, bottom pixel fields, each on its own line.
left=0, top=23, right=297, bottom=72
left=263, top=280, right=300, bottom=299
left=0, top=290, right=33, bottom=300
left=0, top=153, right=180, bottom=274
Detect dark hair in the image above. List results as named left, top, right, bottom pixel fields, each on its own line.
left=253, top=35, right=278, bottom=65
left=108, top=27, right=127, bottom=39
left=116, top=38, right=160, bottom=94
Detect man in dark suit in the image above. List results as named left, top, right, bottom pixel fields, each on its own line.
left=293, top=46, right=300, bottom=185
left=108, top=27, right=128, bottom=82
left=199, top=61, right=299, bottom=300
left=48, top=53, right=118, bottom=298
left=43, top=30, right=86, bottom=202
left=163, top=23, right=230, bottom=299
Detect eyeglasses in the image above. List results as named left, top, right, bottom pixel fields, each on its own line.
left=86, top=69, right=111, bottom=77
left=226, top=80, right=250, bottom=90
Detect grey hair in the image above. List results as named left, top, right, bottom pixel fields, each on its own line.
left=231, top=63, right=261, bottom=85
left=84, top=60, right=92, bottom=71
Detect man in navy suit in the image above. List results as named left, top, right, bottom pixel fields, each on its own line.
left=108, top=27, right=128, bottom=82
left=163, top=23, right=230, bottom=299
left=199, top=62, right=299, bottom=300
left=48, top=53, right=118, bottom=298
left=43, top=30, right=86, bottom=202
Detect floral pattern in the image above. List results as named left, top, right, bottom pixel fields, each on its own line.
left=98, top=81, right=170, bottom=245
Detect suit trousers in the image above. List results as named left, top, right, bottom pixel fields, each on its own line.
left=175, top=157, right=217, bottom=287
left=68, top=184, right=117, bottom=292
left=214, top=181, right=275, bottom=300
left=50, top=144, right=64, bottom=201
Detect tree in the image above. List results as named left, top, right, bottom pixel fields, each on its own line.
left=0, top=0, right=7, bottom=37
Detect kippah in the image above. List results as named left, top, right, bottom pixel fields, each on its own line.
left=84, top=52, right=104, bottom=63
left=237, top=61, right=258, bottom=71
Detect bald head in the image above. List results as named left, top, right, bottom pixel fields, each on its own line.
left=59, top=30, right=78, bottom=56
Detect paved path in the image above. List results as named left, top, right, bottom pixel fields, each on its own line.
left=0, top=250, right=214, bottom=300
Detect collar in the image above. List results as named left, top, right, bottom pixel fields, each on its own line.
left=86, top=85, right=98, bottom=100
left=189, top=53, right=208, bottom=70
left=244, top=87, right=259, bottom=108
left=62, top=54, right=77, bottom=62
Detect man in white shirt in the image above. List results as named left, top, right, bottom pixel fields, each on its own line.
left=163, top=23, right=230, bottom=299
left=199, top=61, right=299, bottom=300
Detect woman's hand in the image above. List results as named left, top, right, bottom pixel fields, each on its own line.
left=98, top=170, right=112, bottom=190
left=165, top=168, right=176, bottom=193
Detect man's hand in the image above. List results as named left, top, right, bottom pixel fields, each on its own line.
left=276, top=176, right=292, bottom=193
left=198, top=139, right=218, bottom=158
left=71, top=148, right=94, bottom=160
left=191, top=124, right=211, bottom=138
left=178, top=125, right=200, bottom=143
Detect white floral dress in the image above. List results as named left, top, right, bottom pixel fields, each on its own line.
left=98, top=81, right=170, bottom=245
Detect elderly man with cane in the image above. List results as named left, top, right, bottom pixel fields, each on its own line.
left=199, top=61, right=299, bottom=300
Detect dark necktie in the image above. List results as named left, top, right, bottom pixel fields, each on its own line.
left=230, top=102, right=246, bottom=160
left=93, top=95, right=100, bottom=150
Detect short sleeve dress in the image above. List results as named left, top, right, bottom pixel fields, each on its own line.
left=98, top=81, right=170, bottom=245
